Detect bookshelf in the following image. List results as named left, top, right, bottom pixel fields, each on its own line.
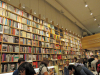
left=0, top=0, right=82, bottom=74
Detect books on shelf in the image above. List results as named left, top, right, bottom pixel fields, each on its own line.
left=2, top=54, right=19, bottom=62
left=0, top=34, right=2, bottom=41
left=0, top=25, right=3, bottom=34
left=20, top=46, right=32, bottom=53
left=1, top=63, right=18, bottom=73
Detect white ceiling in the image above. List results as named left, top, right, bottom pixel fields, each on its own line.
left=45, top=0, right=100, bottom=34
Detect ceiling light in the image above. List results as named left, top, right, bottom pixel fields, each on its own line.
left=85, top=4, right=88, bottom=7
left=50, top=20, right=52, bottom=22
left=90, top=13, right=93, bottom=15
left=62, top=27, right=63, bottom=28
left=94, top=19, right=96, bottom=21
left=66, top=29, right=67, bottom=30
left=57, top=23, right=58, bottom=25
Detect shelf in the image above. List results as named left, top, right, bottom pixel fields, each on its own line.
left=20, top=52, right=32, bottom=54
left=2, top=52, right=19, bottom=54
left=1, top=61, right=18, bottom=63
left=3, top=42, right=19, bottom=45
left=3, top=33, right=19, bottom=37
left=20, top=44, right=32, bottom=46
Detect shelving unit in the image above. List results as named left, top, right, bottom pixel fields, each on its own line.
left=0, top=0, right=83, bottom=74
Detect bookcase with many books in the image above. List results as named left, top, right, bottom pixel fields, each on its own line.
left=0, top=0, right=83, bottom=74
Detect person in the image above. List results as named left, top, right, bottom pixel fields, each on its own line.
left=75, top=58, right=84, bottom=67
left=83, top=58, right=87, bottom=68
left=73, top=57, right=78, bottom=63
left=68, top=65, right=94, bottom=75
left=18, top=62, right=36, bottom=75
left=39, top=58, right=53, bottom=75
left=88, top=55, right=94, bottom=69
left=64, top=60, right=69, bottom=75
left=13, top=58, right=25, bottom=75
left=91, top=55, right=98, bottom=71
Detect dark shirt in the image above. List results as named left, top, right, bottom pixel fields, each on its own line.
left=74, top=66, right=94, bottom=75
left=88, top=58, right=94, bottom=67
left=13, top=69, right=18, bottom=75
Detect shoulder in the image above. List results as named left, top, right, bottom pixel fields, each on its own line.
left=13, top=69, right=18, bottom=75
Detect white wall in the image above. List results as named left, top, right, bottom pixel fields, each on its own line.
left=7, top=0, right=82, bottom=36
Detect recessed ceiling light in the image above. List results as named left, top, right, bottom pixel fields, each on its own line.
left=85, top=4, right=88, bottom=7
left=94, top=19, right=96, bottom=21
left=90, top=13, right=93, bottom=15
left=23, top=6, right=25, bottom=8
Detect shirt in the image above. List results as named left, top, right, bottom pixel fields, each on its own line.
left=41, top=66, right=48, bottom=75
left=91, top=60, right=98, bottom=71
left=13, top=69, right=18, bottom=75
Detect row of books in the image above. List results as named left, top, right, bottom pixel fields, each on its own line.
left=2, top=54, right=19, bottom=62
left=20, top=46, right=32, bottom=53
left=2, top=44, right=19, bottom=52
left=24, top=54, right=42, bottom=61
left=0, top=1, right=56, bottom=30
left=3, top=35, right=19, bottom=43
left=1, top=63, right=18, bottom=73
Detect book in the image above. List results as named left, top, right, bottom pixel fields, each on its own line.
left=0, top=34, right=2, bottom=41
left=2, top=44, right=7, bottom=52
left=0, top=25, right=3, bottom=34
left=3, top=35, right=8, bottom=42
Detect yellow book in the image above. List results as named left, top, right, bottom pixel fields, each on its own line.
left=48, top=24, right=50, bottom=28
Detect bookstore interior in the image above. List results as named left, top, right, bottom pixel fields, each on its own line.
left=0, top=0, right=99, bottom=75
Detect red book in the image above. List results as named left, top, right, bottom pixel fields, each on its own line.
left=36, top=62, right=38, bottom=68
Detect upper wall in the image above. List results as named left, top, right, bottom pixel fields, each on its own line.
left=7, top=0, right=82, bottom=36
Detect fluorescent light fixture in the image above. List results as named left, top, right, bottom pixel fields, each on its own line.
left=90, top=13, right=93, bottom=15
left=57, top=23, right=58, bottom=25
left=94, top=19, right=96, bottom=21
left=85, top=4, right=88, bottom=7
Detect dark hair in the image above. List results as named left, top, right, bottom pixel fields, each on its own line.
left=78, top=58, right=83, bottom=63
left=74, top=57, right=77, bottom=61
left=41, top=58, right=49, bottom=67
left=68, top=65, right=76, bottom=70
left=95, top=55, right=98, bottom=58
left=18, top=58, right=25, bottom=64
left=91, top=55, right=94, bottom=58
left=18, top=62, right=36, bottom=75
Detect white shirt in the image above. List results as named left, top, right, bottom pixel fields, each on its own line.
left=41, top=66, right=48, bottom=75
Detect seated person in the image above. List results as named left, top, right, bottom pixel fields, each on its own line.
left=13, top=58, right=25, bottom=75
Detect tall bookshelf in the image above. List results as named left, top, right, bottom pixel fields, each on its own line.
left=0, top=0, right=83, bottom=74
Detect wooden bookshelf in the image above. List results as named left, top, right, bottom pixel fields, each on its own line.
left=0, top=0, right=82, bottom=74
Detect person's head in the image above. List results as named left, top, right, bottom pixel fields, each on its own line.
left=91, top=55, right=94, bottom=58
left=95, top=55, right=98, bottom=60
left=41, top=58, right=49, bottom=67
left=83, top=58, right=87, bottom=63
left=66, top=60, right=69, bottom=66
left=78, top=58, right=83, bottom=64
left=18, top=58, right=25, bottom=65
left=68, top=65, right=76, bottom=75
left=18, top=62, right=35, bottom=75
left=74, top=57, right=77, bottom=62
